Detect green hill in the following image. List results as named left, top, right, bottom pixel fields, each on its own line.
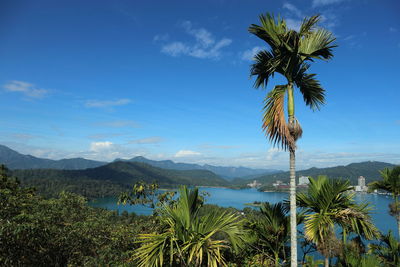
left=12, top=161, right=228, bottom=198
left=0, top=144, right=105, bottom=170
left=241, top=161, right=398, bottom=188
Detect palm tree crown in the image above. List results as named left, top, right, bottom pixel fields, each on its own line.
left=249, top=13, right=336, bottom=150
left=133, top=186, right=248, bottom=267
left=296, top=176, right=380, bottom=266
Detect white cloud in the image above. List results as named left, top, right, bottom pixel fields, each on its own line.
left=3, top=80, right=49, bottom=99
left=85, top=98, right=131, bottom=108
left=159, top=21, right=232, bottom=60
left=312, top=0, right=346, bottom=8
left=389, top=27, right=398, bottom=33
left=283, top=3, right=303, bottom=17
left=129, top=136, right=163, bottom=144
left=175, top=150, right=202, bottom=158
left=161, top=42, right=189, bottom=56
left=240, top=46, right=264, bottom=61
left=96, top=120, right=140, bottom=128
left=90, top=141, right=114, bottom=152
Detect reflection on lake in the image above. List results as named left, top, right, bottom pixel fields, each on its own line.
left=90, top=187, right=398, bottom=238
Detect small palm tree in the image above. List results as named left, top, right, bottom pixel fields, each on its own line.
left=132, top=186, right=247, bottom=267
left=297, top=176, right=380, bottom=267
left=368, top=166, right=400, bottom=238
left=248, top=13, right=337, bottom=267
left=247, top=202, right=294, bottom=266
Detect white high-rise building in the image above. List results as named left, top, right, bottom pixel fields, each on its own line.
left=355, top=176, right=368, bottom=192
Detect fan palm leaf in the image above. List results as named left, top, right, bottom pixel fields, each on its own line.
left=133, top=186, right=247, bottom=267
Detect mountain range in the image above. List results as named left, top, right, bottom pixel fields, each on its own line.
left=0, top=145, right=105, bottom=170
left=0, top=144, right=280, bottom=178
left=115, top=156, right=281, bottom=179
left=241, top=161, right=397, bottom=187
left=12, top=161, right=229, bottom=198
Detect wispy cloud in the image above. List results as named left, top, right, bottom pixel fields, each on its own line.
left=153, top=33, right=169, bottom=42
left=3, top=80, right=49, bottom=99
left=159, top=21, right=232, bottom=60
left=85, top=98, right=131, bottom=108
left=282, top=3, right=338, bottom=31
left=283, top=2, right=303, bottom=17
left=286, top=18, right=303, bottom=31
left=90, top=141, right=114, bottom=152
left=312, top=0, right=346, bottom=8
left=96, top=120, right=140, bottom=128
left=174, top=149, right=202, bottom=158
left=87, top=133, right=124, bottom=140
left=129, top=136, right=163, bottom=144
left=389, top=27, right=398, bottom=33
left=240, top=46, right=263, bottom=61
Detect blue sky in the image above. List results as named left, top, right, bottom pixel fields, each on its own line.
left=0, top=0, right=399, bottom=170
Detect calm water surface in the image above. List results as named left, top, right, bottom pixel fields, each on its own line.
left=90, top=187, right=398, bottom=238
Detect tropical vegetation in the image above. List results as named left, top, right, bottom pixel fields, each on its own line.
left=2, top=163, right=400, bottom=266
left=248, top=13, right=337, bottom=266
left=369, top=166, right=400, bottom=238
left=296, top=176, right=380, bottom=267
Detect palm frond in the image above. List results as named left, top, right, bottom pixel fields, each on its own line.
left=299, top=15, right=321, bottom=36
left=294, top=64, right=325, bottom=110
left=262, top=85, right=295, bottom=151
left=299, top=28, right=337, bottom=60
left=248, top=13, right=287, bottom=51
left=250, top=49, right=283, bottom=88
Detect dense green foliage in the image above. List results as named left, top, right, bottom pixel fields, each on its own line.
left=0, top=166, right=144, bottom=266
left=297, top=176, right=380, bottom=266
left=2, top=165, right=400, bottom=266
left=369, top=166, right=400, bottom=238
left=12, top=161, right=229, bottom=198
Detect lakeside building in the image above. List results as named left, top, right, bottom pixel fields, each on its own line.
left=247, top=180, right=261, bottom=188
left=273, top=180, right=285, bottom=187
left=354, top=176, right=368, bottom=192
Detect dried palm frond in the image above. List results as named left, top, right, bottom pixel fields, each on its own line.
left=262, top=85, right=295, bottom=151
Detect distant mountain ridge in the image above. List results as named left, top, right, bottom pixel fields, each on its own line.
left=243, top=161, right=398, bottom=187
left=0, top=144, right=105, bottom=170
left=115, top=156, right=282, bottom=179
left=0, top=144, right=280, bottom=178
left=13, top=161, right=229, bottom=198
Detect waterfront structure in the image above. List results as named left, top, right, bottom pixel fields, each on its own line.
left=247, top=180, right=261, bottom=188
left=273, top=180, right=285, bottom=187
left=355, top=176, right=368, bottom=192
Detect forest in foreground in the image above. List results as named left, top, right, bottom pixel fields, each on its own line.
left=1, top=164, right=399, bottom=266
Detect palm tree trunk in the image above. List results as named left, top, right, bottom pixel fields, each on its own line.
left=324, top=257, right=329, bottom=267
left=288, top=83, right=297, bottom=267
left=289, top=148, right=297, bottom=267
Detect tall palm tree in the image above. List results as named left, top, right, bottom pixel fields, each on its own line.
left=368, top=166, right=400, bottom=238
left=133, top=186, right=247, bottom=267
left=297, top=176, right=380, bottom=267
left=248, top=13, right=337, bottom=266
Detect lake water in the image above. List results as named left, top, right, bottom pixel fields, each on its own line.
left=90, top=187, right=398, bottom=238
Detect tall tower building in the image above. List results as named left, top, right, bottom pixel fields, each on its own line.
left=358, top=176, right=365, bottom=187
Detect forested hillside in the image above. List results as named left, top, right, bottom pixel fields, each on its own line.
left=12, top=161, right=228, bottom=198
left=242, top=161, right=397, bottom=187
